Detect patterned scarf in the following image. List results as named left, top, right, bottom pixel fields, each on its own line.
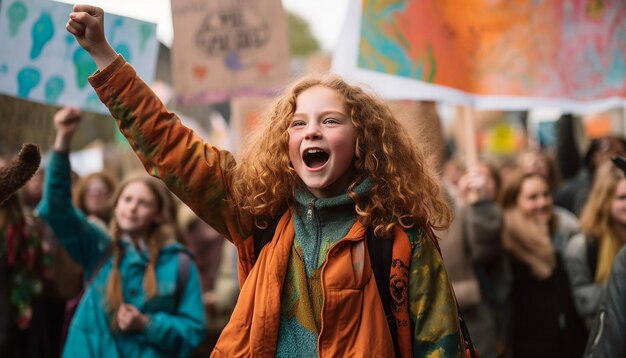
left=1, top=199, right=48, bottom=329
left=502, top=208, right=556, bottom=280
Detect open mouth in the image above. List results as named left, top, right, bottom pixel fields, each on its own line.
left=303, top=148, right=329, bottom=168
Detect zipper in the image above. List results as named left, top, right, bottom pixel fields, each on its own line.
left=307, top=199, right=324, bottom=271
left=317, top=239, right=344, bottom=356
left=307, top=200, right=315, bottom=221
left=316, top=232, right=363, bottom=356
left=317, top=250, right=328, bottom=356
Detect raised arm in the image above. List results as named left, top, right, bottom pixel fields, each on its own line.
left=52, top=107, right=82, bottom=152
left=65, top=6, right=253, bottom=245
left=456, top=168, right=504, bottom=263
left=66, top=4, right=117, bottom=71
left=37, top=107, right=112, bottom=274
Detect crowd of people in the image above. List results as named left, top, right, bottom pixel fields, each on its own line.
left=439, top=141, right=626, bottom=357
left=1, top=3, right=625, bottom=358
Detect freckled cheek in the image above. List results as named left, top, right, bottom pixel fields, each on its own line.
left=288, top=139, right=300, bottom=165
left=336, top=134, right=356, bottom=162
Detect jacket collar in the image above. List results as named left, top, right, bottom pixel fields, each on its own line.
left=294, top=178, right=372, bottom=211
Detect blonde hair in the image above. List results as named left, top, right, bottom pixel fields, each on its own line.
left=579, top=162, right=626, bottom=283
left=230, top=74, right=452, bottom=237
left=106, top=173, right=177, bottom=322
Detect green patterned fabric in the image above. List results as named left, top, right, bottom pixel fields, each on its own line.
left=276, top=181, right=369, bottom=356
left=406, top=227, right=464, bottom=356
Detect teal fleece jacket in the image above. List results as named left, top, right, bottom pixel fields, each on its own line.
left=37, top=151, right=206, bottom=358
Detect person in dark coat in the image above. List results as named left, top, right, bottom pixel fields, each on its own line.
left=499, top=172, right=588, bottom=357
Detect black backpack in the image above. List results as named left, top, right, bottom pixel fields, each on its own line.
left=253, top=219, right=477, bottom=358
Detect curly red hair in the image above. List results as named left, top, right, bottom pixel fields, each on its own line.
left=230, top=75, right=452, bottom=237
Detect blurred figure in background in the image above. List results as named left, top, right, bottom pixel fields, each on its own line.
left=584, top=245, right=626, bottom=357
left=441, top=156, right=466, bottom=202
left=4, top=151, right=82, bottom=358
left=25, top=110, right=85, bottom=358
left=499, top=172, right=587, bottom=357
left=178, top=205, right=239, bottom=356
left=0, top=157, right=49, bottom=357
left=516, top=149, right=561, bottom=194
left=439, top=161, right=509, bottom=358
left=21, top=169, right=44, bottom=211
left=38, top=106, right=206, bottom=357
left=564, top=161, right=626, bottom=327
left=584, top=156, right=626, bottom=357
left=73, top=171, right=116, bottom=226
left=554, top=135, right=626, bottom=216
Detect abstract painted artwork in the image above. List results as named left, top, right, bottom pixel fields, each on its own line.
left=333, top=0, right=626, bottom=111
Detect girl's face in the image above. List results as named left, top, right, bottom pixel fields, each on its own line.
left=517, top=176, right=552, bottom=224
left=114, top=181, right=160, bottom=239
left=288, top=86, right=357, bottom=198
left=610, top=179, right=626, bottom=226
left=84, top=177, right=111, bottom=216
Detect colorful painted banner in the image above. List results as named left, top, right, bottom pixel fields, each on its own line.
left=332, top=0, right=626, bottom=112
left=170, top=0, right=290, bottom=104
left=0, top=0, right=158, bottom=113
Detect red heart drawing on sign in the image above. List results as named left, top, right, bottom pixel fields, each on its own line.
left=257, top=62, right=272, bottom=76
left=193, top=66, right=208, bottom=79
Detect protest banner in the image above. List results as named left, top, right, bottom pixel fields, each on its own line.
left=171, top=0, right=290, bottom=104
left=0, top=0, right=158, bottom=114
left=332, top=0, right=626, bottom=113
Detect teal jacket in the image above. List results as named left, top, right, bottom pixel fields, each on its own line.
left=37, top=151, right=206, bottom=358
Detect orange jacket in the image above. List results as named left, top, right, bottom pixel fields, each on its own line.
left=214, top=211, right=395, bottom=357
left=89, top=55, right=464, bottom=357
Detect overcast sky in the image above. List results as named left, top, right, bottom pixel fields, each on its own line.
left=57, top=0, right=350, bottom=52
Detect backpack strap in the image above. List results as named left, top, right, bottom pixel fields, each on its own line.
left=252, top=219, right=475, bottom=357
left=253, top=216, right=282, bottom=258
left=175, top=251, right=192, bottom=309
left=366, top=226, right=401, bottom=357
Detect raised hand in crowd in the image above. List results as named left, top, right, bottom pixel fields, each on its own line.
left=456, top=164, right=498, bottom=206
left=66, top=5, right=117, bottom=71
left=53, top=106, right=82, bottom=152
